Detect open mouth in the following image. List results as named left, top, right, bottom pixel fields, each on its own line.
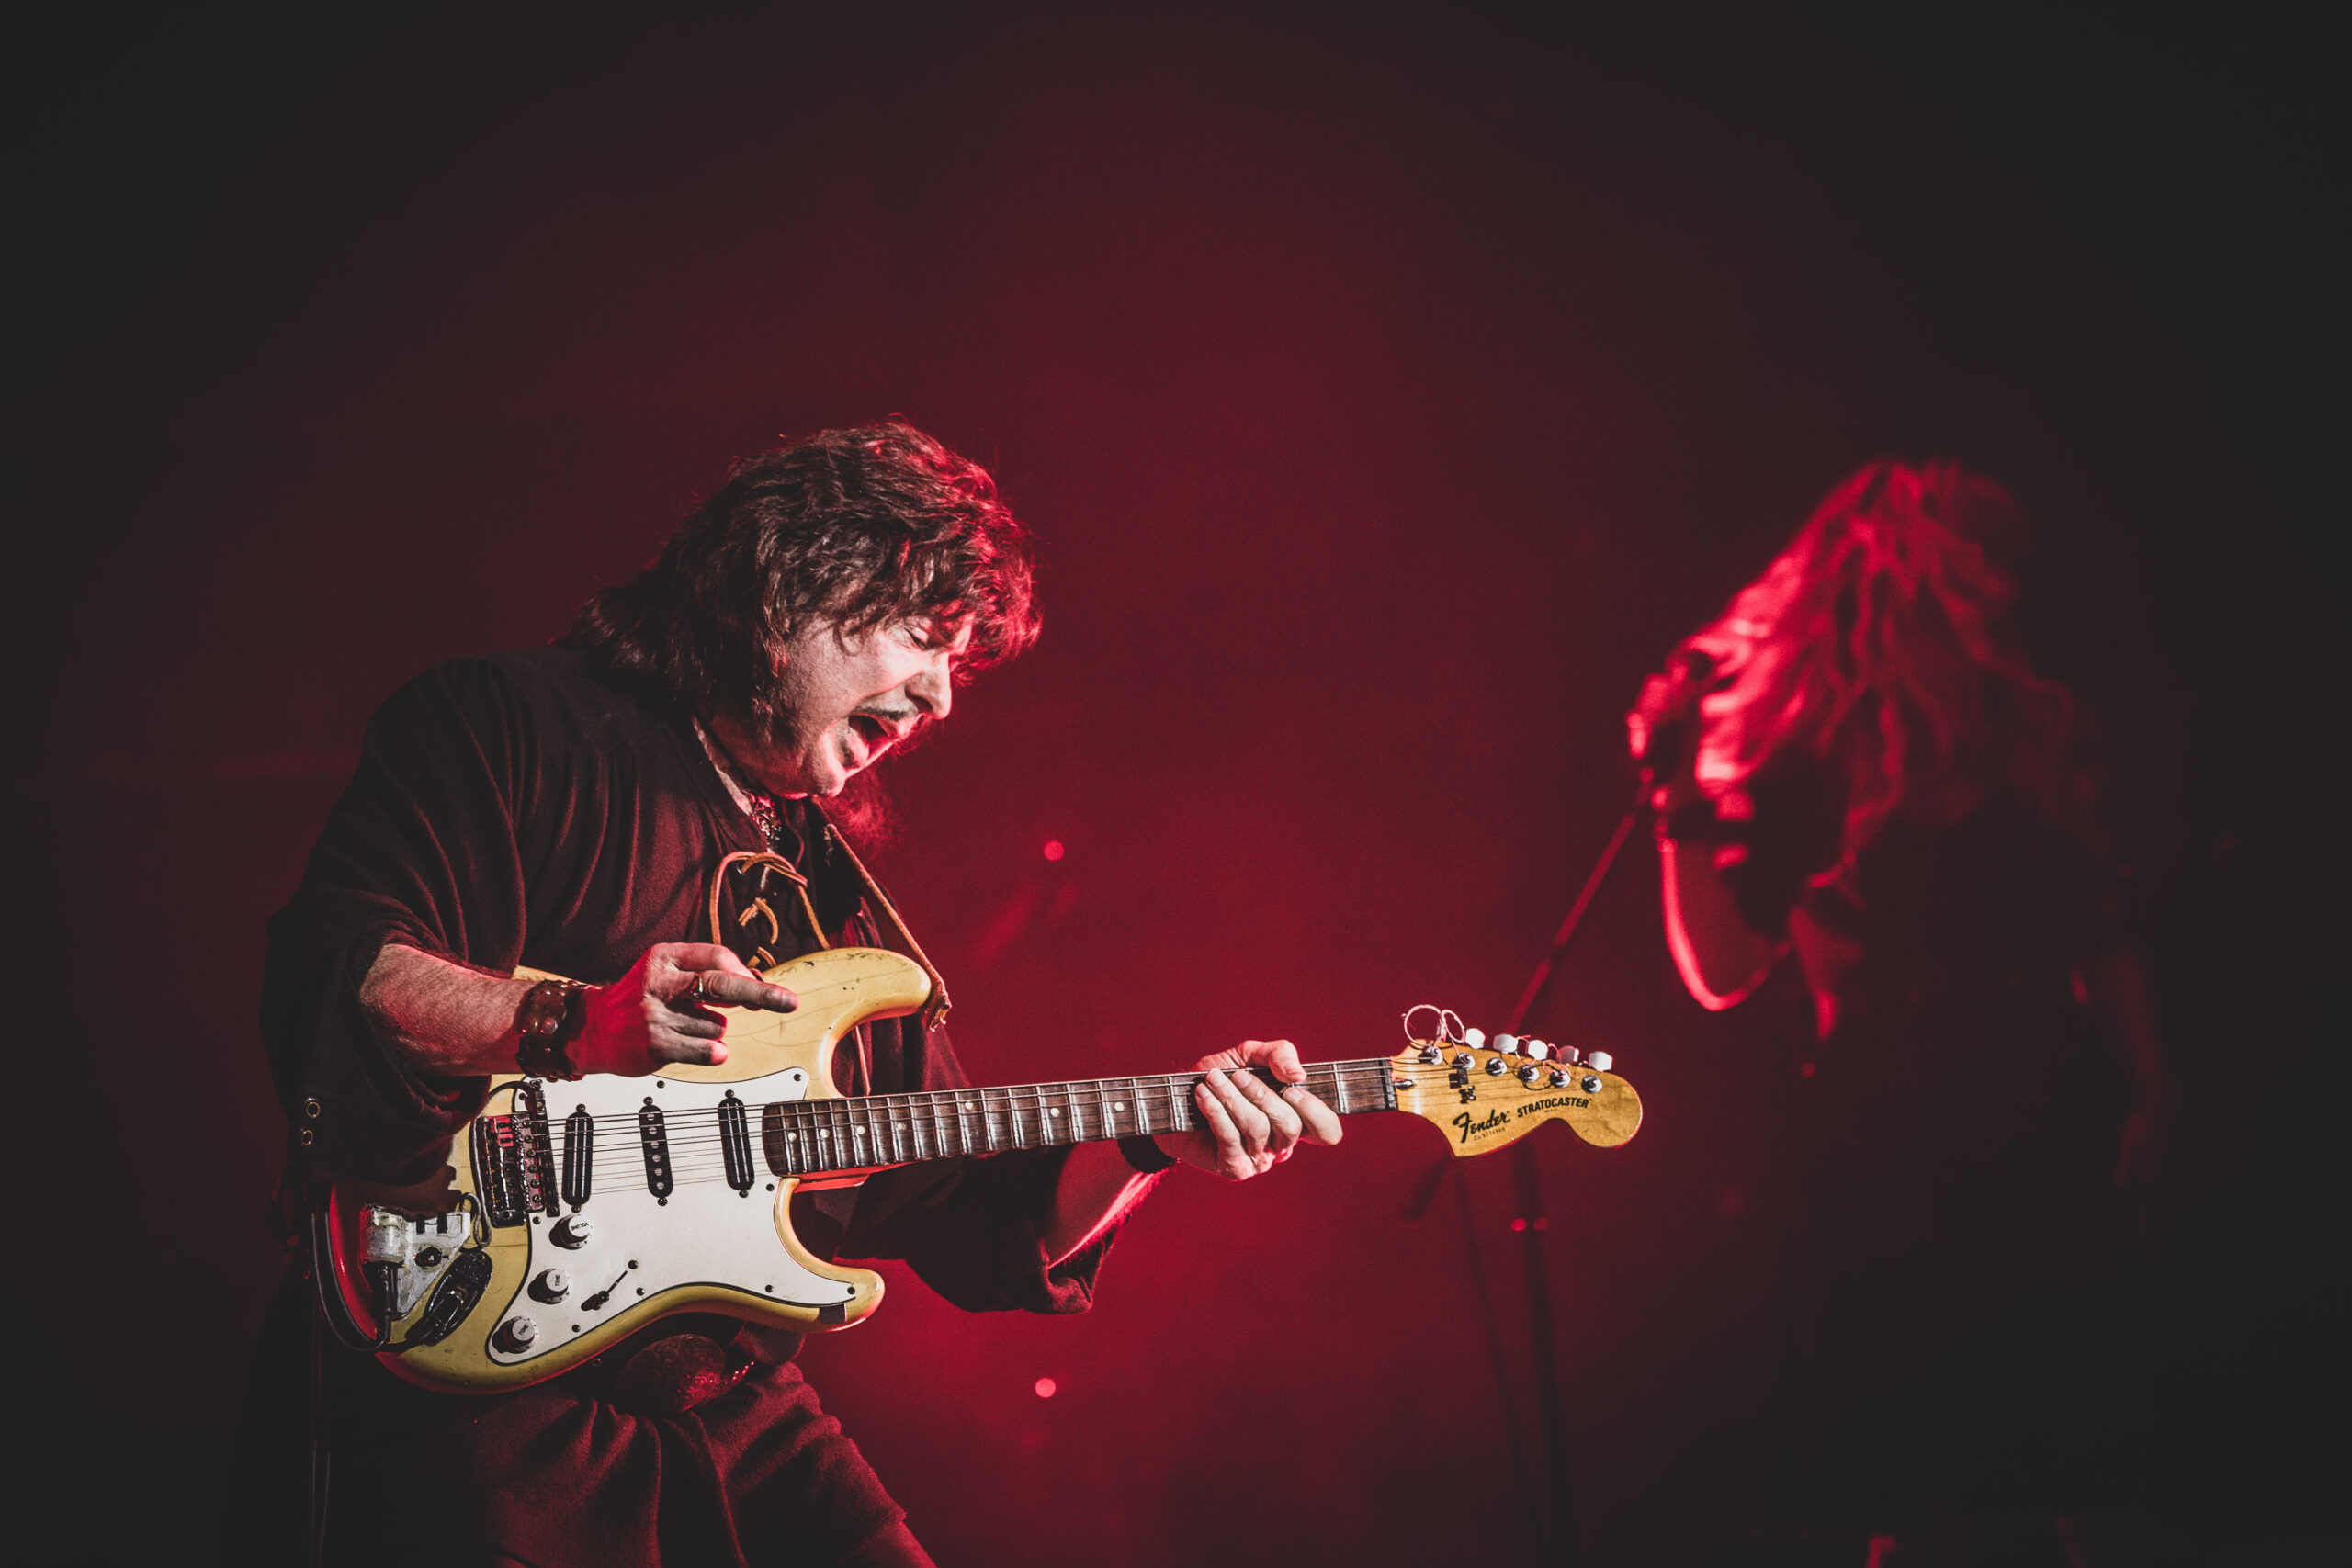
left=847, top=714, right=891, bottom=762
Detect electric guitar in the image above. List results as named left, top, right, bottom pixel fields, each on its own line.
left=316, top=946, right=1643, bottom=1393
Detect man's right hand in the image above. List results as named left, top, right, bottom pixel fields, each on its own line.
left=574, top=942, right=797, bottom=1075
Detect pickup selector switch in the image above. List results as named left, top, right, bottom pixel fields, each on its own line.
left=531, top=1269, right=571, bottom=1303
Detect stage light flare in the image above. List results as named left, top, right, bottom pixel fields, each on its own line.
left=1034, top=1377, right=1057, bottom=1398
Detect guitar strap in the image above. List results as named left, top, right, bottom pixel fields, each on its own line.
left=702, top=807, right=951, bottom=1101
left=808, top=800, right=953, bottom=1033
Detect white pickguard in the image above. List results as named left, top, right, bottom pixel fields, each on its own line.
left=482, top=1066, right=856, bottom=1367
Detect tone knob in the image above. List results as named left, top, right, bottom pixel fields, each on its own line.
left=551, top=1215, right=594, bottom=1249
left=1585, top=1051, right=1613, bottom=1073
left=1462, top=1027, right=1487, bottom=1049
left=531, top=1269, right=571, bottom=1303
left=495, top=1316, right=539, bottom=1353
left=1523, top=1040, right=1551, bottom=1061
left=1484, top=1056, right=1508, bottom=1076
left=1492, top=1033, right=1519, bottom=1054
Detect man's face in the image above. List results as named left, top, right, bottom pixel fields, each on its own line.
left=721, top=616, right=968, bottom=797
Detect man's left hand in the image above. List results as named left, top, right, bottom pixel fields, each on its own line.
left=1158, top=1039, right=1342, bottom=1180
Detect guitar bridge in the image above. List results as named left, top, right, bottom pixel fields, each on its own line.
left=473, top=1081, right=558, bottom=1227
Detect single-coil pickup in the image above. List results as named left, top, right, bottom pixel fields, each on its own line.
left=718, top=1091, right=756, bottom=1194
left=639, top=1100, right=673, bottom=1200
left=562, top=1105, right=594, bottom=1209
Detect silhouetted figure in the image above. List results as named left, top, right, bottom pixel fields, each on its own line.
left=1630, top=461, right=2172, bottom=1564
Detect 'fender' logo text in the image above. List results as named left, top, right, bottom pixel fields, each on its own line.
left=1451, top=1108, right=1508, bottom=1143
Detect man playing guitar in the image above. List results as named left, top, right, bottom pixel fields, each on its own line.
left=233, top=422, right=1341, bottom=1566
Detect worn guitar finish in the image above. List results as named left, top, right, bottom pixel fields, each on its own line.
left=323, top=946, right=1642, bottom=1394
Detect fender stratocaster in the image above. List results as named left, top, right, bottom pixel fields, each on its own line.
left=317, top=946, right=1641, bottom=1394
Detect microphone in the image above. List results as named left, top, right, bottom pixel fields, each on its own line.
left=1626, top=647, right=1717, bottom=781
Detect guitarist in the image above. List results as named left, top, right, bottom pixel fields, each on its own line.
left=231, top=421, right=1342, bottom=1567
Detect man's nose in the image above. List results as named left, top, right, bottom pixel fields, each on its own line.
left=906, top=651, right=954, bottom=722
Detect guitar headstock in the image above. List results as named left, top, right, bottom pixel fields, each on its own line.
left=1387, top=1011, right=1643, bottom=1156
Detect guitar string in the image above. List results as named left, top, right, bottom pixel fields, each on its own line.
left=524, top=1079, right=1398, bottom=1136
left=511, top=1066, right=1416, bottom=1170
left=526, top=1098, right=1407, bottom=1166
left=456, top=1067, right=1419, bottom=1194
left=513, top=1062, right=1406, bottom=1134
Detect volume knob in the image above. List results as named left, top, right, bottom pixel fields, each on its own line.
left=530, top=1269, right=571, bottom=1303
left=495, top=1316, right=539, bottom=1353
left=550, top=1216, right=594, bottom=1249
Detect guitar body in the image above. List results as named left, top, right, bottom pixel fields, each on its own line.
left=325, top=946, right=933, bottom=1393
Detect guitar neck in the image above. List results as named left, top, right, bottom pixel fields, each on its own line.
left=762, top=1059, right=1400, bottom=1178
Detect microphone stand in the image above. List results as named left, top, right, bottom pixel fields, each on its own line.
left=1467, top=779, right=1651, bottom=1566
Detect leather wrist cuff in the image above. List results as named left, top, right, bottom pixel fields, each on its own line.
left=1117, top=1134, right=1178, bottom=1175
left=515, top=979, right=592, bottom=1080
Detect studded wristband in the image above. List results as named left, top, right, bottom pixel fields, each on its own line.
left=515, top=979, right=592, bottom=1080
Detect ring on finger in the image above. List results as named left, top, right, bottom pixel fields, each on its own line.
left=687, top=973, right=707, bottom=1004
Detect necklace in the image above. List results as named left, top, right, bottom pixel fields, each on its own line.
left=694, top=719, right=797, bottom=855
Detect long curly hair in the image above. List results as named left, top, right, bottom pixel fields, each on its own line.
left=568, top=420, right=1041, bottom=740
left=1701, top=459, right=2090, bottom=875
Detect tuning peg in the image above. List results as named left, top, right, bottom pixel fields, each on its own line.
left=1555, top=1044, right=1580, bottom=1066
left=1548, top=1067, right=1572, bottom=1088
left=1517, top=1062, right=1543, bottom=1083
left=1585, top=1051, right=1612, bottom=1073
left=1522, top=1040, right=1551, bottom=1061
left=1462, top=1027, right=1486, bottom=1049
left=1493, top=1032, right=1519, bottom=1054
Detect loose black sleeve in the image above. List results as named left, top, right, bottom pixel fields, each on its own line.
left=260, top=660, right=536, bottom=1183
left=830, top=1015, right=1121, bottom=1315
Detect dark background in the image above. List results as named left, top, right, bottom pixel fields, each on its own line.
left=14, top=5, right=2341, bottom=1563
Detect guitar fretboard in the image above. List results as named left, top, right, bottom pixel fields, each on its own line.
left=760, top=1059, right=1400, bottom=1177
